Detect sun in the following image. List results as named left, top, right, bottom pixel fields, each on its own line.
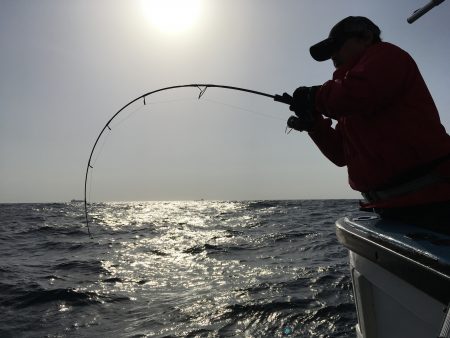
left=141, top=0, right=202, bottom=34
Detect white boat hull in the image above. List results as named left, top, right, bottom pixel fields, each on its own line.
left=350, top=251, right=444, bottom=338
left=336, top=215, right=450, bottom=338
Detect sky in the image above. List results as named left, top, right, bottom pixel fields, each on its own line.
left=1, top=0, right=449, bottom=203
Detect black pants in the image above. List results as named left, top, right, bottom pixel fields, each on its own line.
left=374, top=201, right=450, bottom=235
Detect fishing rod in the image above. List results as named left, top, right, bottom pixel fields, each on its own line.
left=83, top=83, right=293, bottom=237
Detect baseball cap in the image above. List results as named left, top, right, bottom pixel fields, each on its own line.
left=309, top=16, right=381, bottom=62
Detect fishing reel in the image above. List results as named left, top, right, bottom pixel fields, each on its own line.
left=286, top=114, right=314, bottom=132
left=275, top=88, right=317, bottom=132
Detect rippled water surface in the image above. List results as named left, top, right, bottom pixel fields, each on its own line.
left=0, top=200, right=359, bottom=337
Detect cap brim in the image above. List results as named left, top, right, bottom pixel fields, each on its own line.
left=309, top=37, right=336, bottom=62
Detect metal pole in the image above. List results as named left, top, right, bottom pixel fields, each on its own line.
left=408, top=0, right=446, bottom=23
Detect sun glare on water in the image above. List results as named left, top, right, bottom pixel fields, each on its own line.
left=141, top=0, right=202, bottom=34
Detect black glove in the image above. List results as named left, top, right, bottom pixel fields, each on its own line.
left=287, top=86, right=320, bottom=132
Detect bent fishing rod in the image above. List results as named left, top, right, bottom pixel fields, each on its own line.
left=83, top=83, right=293, bottom=237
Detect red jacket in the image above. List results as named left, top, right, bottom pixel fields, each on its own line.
left=309, top=41, right=450, bottom=208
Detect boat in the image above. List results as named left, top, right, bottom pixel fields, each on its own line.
left=336, top=214, right=450, bottom=337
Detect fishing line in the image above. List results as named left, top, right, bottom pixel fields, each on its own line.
left=84, top=83, right=292, bottom=237
left=108, top=101, right=147, bottom=131
left=202, top=98, right=285, bottom=121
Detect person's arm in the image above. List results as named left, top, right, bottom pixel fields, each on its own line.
left=315, top=43, right=414, bottom=118
left=308, top=115, right=346, bottom=167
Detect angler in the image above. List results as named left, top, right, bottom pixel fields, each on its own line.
left=285, top=16, right=450, bottom=234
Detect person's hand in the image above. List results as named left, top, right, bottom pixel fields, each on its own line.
left=287, top=86, right=320, bottom=132
left=289, top=86, right=319, bottom=115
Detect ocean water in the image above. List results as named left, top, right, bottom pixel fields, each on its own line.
left=0, top=200, right=359, bottom=337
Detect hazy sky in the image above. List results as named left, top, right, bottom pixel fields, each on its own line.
left=1, top=0, right=449, bottom=202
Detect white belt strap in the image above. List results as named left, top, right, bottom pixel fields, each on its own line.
left=362, top=173, right=444, bottom=203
